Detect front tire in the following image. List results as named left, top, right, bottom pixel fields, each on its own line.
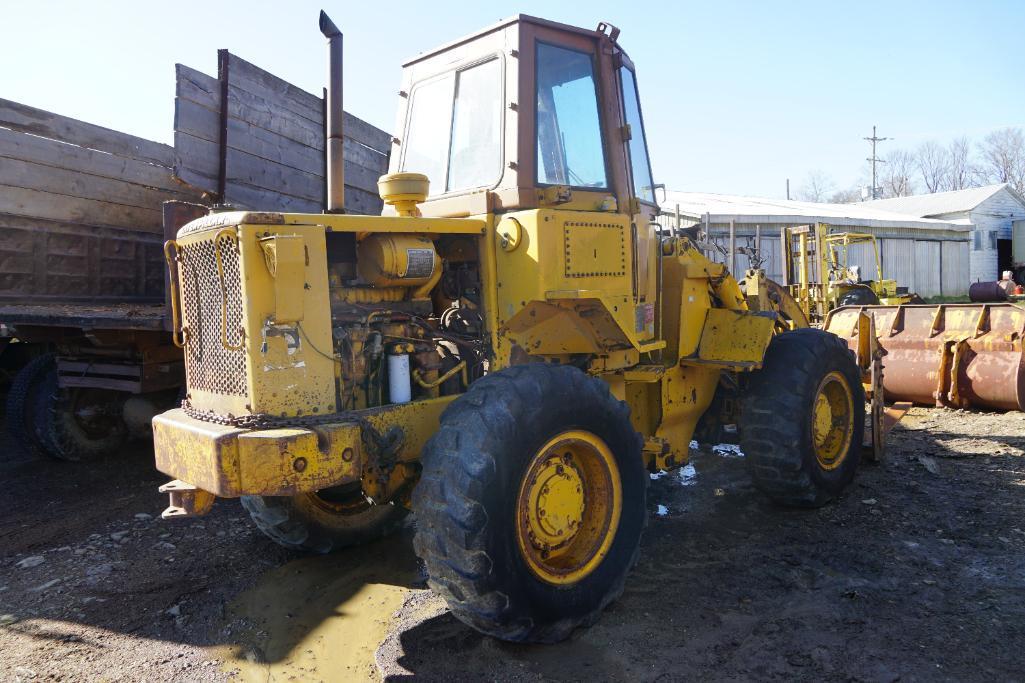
left=413, top=364, right=646, bottom=643
left=739, top=329, right=864, bottom=507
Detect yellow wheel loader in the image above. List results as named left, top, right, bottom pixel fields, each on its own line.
left=155, top=13, right=876, bottom=642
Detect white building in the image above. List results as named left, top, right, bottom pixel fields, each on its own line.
left=865, top=184, right=1025, bottom=284
left=659, top=192, right=970, bottom=297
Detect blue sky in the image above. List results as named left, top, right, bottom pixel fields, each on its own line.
left=2, top=0, right=1022, bottom=197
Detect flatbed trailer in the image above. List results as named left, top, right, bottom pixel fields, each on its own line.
left=1, top=49, right=391, bottom=461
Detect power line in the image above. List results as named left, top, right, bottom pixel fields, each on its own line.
left=864, top=125, right=890, bottom=199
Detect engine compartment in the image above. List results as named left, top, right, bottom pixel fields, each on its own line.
left=324, top=231, right=486, bottom=412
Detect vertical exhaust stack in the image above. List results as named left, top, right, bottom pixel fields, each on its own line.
left=320, top=10, right=345, bottom=213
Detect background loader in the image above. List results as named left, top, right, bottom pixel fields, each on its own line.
left=154, top=13, right=883, bottom=642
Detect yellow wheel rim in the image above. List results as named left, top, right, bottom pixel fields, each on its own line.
left=305, top=485, right=370, bottom=516
left=811, top=371, right=855, bottom=470
left=515, top=430, right=622, bottom=586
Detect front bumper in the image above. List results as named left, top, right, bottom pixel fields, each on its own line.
left=152, top=408, right=363, bottom=500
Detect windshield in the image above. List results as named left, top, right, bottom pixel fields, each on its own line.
left=619, top=66, right=655, bottom=204
left=401, top=58, right=503, bottom=195
left=535, top=42, right=607, bottom=189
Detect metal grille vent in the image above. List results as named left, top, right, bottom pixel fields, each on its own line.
left=179, top=233, right=247, bottom=396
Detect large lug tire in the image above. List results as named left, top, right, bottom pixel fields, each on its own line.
left=32, top=365, right=128, bottom=462
left=241, top=486, right=408, bottom=554
left=837, top=286, right=880, bottom=307
left=739, top=328, right=865, bottom=507
left=5, top=353, right=56, bottom=458
left=412, top=363, right=646, bottom=643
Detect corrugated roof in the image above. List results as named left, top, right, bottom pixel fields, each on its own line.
left=661, top=191, right=966, bottom=231
left=862, top=184, right=1017, bottom=217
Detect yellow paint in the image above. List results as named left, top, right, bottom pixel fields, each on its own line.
left=356, top=234, right=440, bottom=289
left=174, top=222, right=335, bottom=420
left=811, top=371, right=855, bottom=470
left=163, top=240, right=187, bottom=349
left=178, top=210, right=486, bottom=237
left=650, top=364, right=721, bottom=470
left=164, top=181, right=784, bottom=513
left=152, top=408, right=359, bottom=498
left=258, top=233, right=307, bottom=324
left=515, top=430, right=622, bottom=586
left=493, top=209, right=664, bottom=364
left=152, top=396, right=457, bottom=502
left=377, top=172, right=429, bottom=216
left=743, top=268, right=809, bottom=330
left=695, top=308, right=775, bottom=367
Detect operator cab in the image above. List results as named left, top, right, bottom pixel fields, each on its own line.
left=388, top=15, right=658, bottom=222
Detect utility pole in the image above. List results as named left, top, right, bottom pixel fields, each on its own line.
left=864, top=125, right=889, bottom=199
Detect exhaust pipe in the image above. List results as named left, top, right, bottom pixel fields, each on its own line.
left=320, top=10, right=344, bottom=213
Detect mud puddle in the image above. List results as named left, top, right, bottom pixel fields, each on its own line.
left=216, top=530, right=420, bottom=681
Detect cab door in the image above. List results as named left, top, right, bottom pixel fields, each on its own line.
left=615, top=53, right=660, bottom=331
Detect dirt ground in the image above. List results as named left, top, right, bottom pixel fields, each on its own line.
left=2, top=406, right=1024, bottom=682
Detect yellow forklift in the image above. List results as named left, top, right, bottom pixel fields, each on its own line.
left=783, top=223, right=921, bottom=322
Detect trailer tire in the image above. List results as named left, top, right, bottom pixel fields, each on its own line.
left=413, top=363, right=646, bottom=643
left=32, top=366, right=128, bottom=461
left=5, top=353, right=55, bottom=458
left=740, top=328, right=864, bottom=507
left=241, top=487, right=408, bottom=554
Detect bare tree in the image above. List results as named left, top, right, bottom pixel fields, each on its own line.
left=977, top=128, right=1025, bottom=194
left=882, top=148, right=916, bottom=197
left=916, top=140, right=950, bottom=193
left=795, top=170, right=835, bottom=202
left=829, top=187, right=862, bottom=204
left=947, top=136, right=975, bottom=190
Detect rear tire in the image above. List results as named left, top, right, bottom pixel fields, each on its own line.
left=241, top=486, right=408, bottom=554
left=33, top=365, right=127, bottom=462
left=413, top=363, right=646, bottom=643
left=5, top=353, right=55, bottom=458
left=739, top=329, right=864, bottom=507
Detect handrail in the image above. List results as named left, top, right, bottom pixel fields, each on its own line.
left=214, top=229, right=245, bottom=352
left=163, top=240, right=188, bottom=349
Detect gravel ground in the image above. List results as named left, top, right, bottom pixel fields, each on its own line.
left=1, top=406, right=1023, bottom=682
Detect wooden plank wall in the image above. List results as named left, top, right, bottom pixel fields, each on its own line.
left=173, top=51, right=389, bottom=215
left=0, top=98, right=200, bottom=303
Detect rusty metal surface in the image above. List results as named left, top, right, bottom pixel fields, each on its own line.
left=159, top=479, right=216, bottom=519
left=883, top=402, right=912, bottom=433
left=824, top=303, right=1025, bottom=411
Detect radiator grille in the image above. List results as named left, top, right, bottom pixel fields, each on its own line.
left=179, top=233, right=247, bottom=397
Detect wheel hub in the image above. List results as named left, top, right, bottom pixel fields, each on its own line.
left=811, top=371, right=854, bottom=470
left=516, top=430, right=622, bottom=586
left=523, top=456, right=584, bottom=547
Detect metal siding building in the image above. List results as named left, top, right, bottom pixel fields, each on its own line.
left=866, top=184, right=1025, bottom=284
left=658, top=192, right=970, bottom=297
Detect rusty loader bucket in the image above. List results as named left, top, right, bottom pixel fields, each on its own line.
left=824, top=303, right=1025, bottom=411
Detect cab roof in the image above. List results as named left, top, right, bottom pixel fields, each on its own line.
left=402, top=14, right=611, bottom=67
